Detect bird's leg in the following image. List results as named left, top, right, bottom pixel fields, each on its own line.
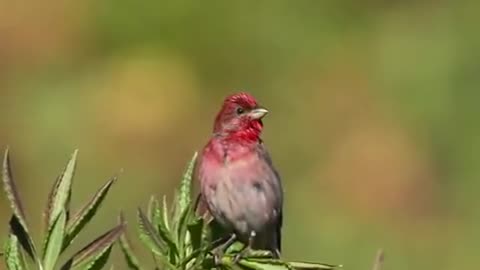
left=212, top=233, right=237, bottom=265
left=233, top=231, right=256, bottom=264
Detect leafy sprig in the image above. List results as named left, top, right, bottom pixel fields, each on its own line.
left=2, top=149, right=122, bottom=270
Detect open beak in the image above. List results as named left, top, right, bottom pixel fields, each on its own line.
left=249, top=107, right=269, bottom=120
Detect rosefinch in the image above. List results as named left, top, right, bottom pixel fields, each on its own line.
left=196, top=92, right=283, bottom=260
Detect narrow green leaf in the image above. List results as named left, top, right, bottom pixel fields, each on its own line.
left=118, top=213, right=142, bottom=270
left=201, top=255, right=254, bottom=270
left=44, top=150, right=78, bottom=231
left=81, top=246, right=113, bottom=270
left=62, top=176, right=116, bottom=250
left=162, top=195, right=170, bottom=231
left=186, top=217, right=211, bottom=270
left=118, top=235, right=142, bottom=270
left=2, top=150, right=38, bottom=264
left=170, top=191, right=179, bottom=227
left=60, top=223, right=125, bottom=269
left=153, top=196, right=174, bottom=244
left=178, top=219, right=220, bottom=270
left=186, top=217, right=203, bottom=253
left=136, top=208, right=165, bottom=256
left=147, top=196, right=159, bottom=228
left=4, top=233, right=23, bottom=270
left=149, top=196, right=179, bottom=265
left=149, top=197, right=178, bottom=258
left=171, top=152, right=197, bottom=259
left=44, top=175, right=61, bottom=227
left=176, top=204, right=193, bottom=257
left=9, top=216, right=37, bottom=264
left=19, top=249, right=30, bottom=270
left=2, top=149, right=29, bottom=234
left=175, top=152, right=197, bottom=222
left=238, top=258, right=289, bottom=270
left=159, top=225, right=178, bottom=259
left=137, top=209, right=176, bottom=269
left=42, top=210, right=67, bottom=270
left=287, top=261, right=339, bottom=270
left=213, top=257, right=339, bottom=270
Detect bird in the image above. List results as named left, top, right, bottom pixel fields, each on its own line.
left=195, top=92, right=283, bottom=262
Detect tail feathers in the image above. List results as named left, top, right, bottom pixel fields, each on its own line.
left=264, top=237, right=281, bottom=259
left=275, top=211, right=282, bottom=256
left=271, top=226, right=282, bottom=259
left=255, top=222, right=282, bottom=259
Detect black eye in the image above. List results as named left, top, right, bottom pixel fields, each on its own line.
left=236, top=107, right=245, bottom=115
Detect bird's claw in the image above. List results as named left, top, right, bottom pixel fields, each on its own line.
left=213, top=251, right=224, bottom=266
left=232, top=254, right=242, bottom=264
left=232, top=230, right=256, bottom=264
left=232, top=250, right=248, bottom=264
left=273, top=249, right=281, bottom=259
left=211, top=233, right=237, bottom=266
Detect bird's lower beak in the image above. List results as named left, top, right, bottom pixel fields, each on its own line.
left=249, top=107, right=269, bottom=119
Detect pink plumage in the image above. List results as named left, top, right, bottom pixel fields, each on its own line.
left=196, top=92, right=283, bottom=257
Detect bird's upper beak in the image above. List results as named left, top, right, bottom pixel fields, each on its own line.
left=249, top=107, right=269, bottom=120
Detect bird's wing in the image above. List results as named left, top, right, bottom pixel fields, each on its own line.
left=257, top=142, right=283, bottom=253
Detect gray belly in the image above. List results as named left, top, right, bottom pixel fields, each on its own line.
left=208, top=176, right=277, bottom=237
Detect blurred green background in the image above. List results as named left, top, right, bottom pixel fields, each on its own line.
left=1, top=1, right=479, bottom=269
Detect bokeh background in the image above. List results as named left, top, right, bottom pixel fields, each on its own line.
left=1, top=1, right=479, bottom=269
